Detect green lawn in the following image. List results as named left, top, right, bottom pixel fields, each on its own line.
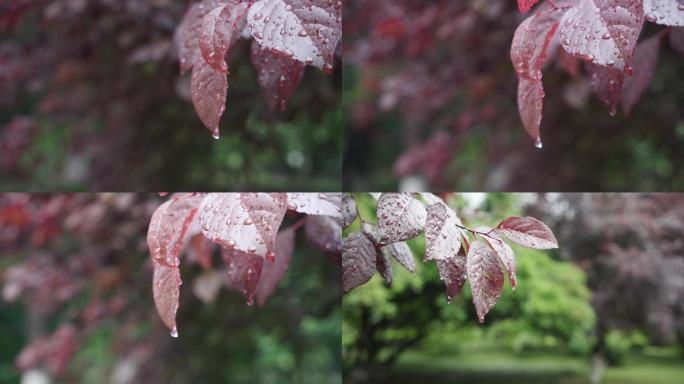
left=377, top=347, right=684, bottom=384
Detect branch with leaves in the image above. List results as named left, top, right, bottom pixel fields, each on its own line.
left=342, top=193, right=558, bottom=323
left=147, top=192, right=342, bottom=337
left=176, top=0, right=342, bottom=138
left=513, top=0, right=684, bottom=147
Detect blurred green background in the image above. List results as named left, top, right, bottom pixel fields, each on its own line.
left=342, top=193, right=684, bottom=384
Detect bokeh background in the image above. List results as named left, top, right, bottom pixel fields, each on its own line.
left=343, top=193, right=684, bottom=384
left=343, top=0, right=684, bottom=191
left=0, top=1, right=341, bottom=191
left=0, top=193, right=341, bottom=384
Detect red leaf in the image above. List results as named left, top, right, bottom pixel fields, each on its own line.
left=147, top=194, right=202, bottom=268
left=16, top=324, right=77, bottom=376
left=221, top=248, right=264, bottom=305
left=362, top=222, right=415, bottom=273
left=199, top=1, right=251, bottom=73
left=643, top=0, right=684, bottom=26
left=495, top=216, right=559, bottom=249
left=518, top=0, right=541, bottom=13
left=174, top=0, right=226, bottom=74
left=621, top=33, right=661, bottom=115
left=255, top=227, right=296, bottom=306
left=191, top=59, right=228, bottom=137
left=152, top=263, right=181, bottom=335
left=482, top=231, right=518, bottom=289
left=199, top=193, right=287, bottom=259
left=467, top=240, right=504, bottom=323
left=341, top=194, right=357, bottom=229
left=436, top=248, right=467, bottom=303
left=247, top=0, right=342, bottom=71
left=424, top=201, right=464, bottom=261
left=376, top=249, right=393, bottom=285
left=342, top=232, right=377, bottom=292
left=559, top=0, right=644, bottom=71
left=376, top=193, right=426, bottom=244
left=286, top=192, right=341, bottom=218
left=305, top=215, right=342, bottom=256
left=585, top=60, right=624, bottom=115
left=671, top=27, right=684, bottom=54
left=517, top=77, right=545, bottom=148
left=251, top=41, right=306, bottom=111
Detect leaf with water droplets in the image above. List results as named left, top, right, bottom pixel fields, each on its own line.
left=341, top=194, right=357, bottom=229
left=467, top=240, right=504, bottom=323
left=518, top=0, right=541, bottom=13
left=424, top=202, right=464, bottom=261
left=620, top=33, right=661, bottom=115
left=191, top=59, right=228, bottom=136
left=376, top=193, right=426, bottom=244
left=221, top=247, right=264, bottom=304
left=342, top=232, right=377, bottom=292
left=247, top=0, right=342, bottom=71
left=362, top=222, right=415, bottom=273
left=436, top=248, right=467, bottom=304
left=175, top=0, right=226, bottom=74
left=559, top=0, right=644, bottom=71
left=419, top=192, right=444, bottom=205
left=517, top=77, right=545, bottom=147
left=305, top=215, right=342, bottom=256
left=495, top=216, right=559, bottom=250
left=153, top=263, right=181, bottom=333
left=199, top=193, right=287, bottom=259
left=376, top=248, right=393, bottom=285
left=585, top=60, right=624, bottom=115
left=481, top=230, right=517, bottom=290
left=251, top=41, right=306, bottom=111
left=286, top=192, right=341, bottom=218
left=643, top=0, right=684, bottom=26
left=255, top=227, right=295, bottom=306
left=147, top=194, right=203, bottom=268
left=199, top=1, right=251, bottom=73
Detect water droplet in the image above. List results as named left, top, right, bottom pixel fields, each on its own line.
left=170, top=327, right=179, bottom=338
left=212, top=129, right=220, bottom=140
left=534, top=138, right=543, bottom=149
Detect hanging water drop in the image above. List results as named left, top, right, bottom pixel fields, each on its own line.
left=170, top=327, right=179, bottom=338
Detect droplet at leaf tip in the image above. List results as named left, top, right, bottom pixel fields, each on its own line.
left=170, top=327, right=179, bottom=338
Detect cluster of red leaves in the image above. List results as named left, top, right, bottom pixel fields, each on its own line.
left=513, top=0, right=684, bottom=147
left=147, top=192, right=342, bottom=336
left=176, top=0, right=342, bottom=138
left=342, top=193, right=558, bottom=323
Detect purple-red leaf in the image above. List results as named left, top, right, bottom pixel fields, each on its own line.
left=511, top=10, right=561, bottom=83
left=518, top=0, right=541, bottom=13
left=286, top=192, right=341, bottom=218
left=559, top=0, right=644, bottom=70
left=376, top=249, right=393, bottom=285
left=175, top=0, right=226, bottom=74
left=495, top=216, right=559, bottom=250
left=342, top=232, right=377, bottom=292
left=255, top=227, right=295, bottom=306
left=305, top=215, right=342, bottom=256
left=482, top=231, right=518, bottom=289
left=376, top=193, right=426, bottom=244
left=199, top=1, right=251, bottom=73
left=147, top=194, right=202, bottom=268
left=247, top=0, right=342, bottom=71
left=424, top=201, right=463, bottom=261
left=643, top=0, right=684, bottom=26
left=362, top=222, right=415, bottom=273
left=586, top=61, right=624, bottom=115
left=152, top=263, right=181, bottom=335
left=436, top=248, right=467, bottom=304
left=517, top=77, right=545, bottom=147
left=199, top=193, right=287, bottom=259
left=341, top=194, right=357, bottom=229
left=221, top=248, right=264, bottom=305
left=467, top=240, right=504, bottom=323
left=621, top=33, right=661, bottom=114
left=671, top=27, right=684, bottom=54
left=252, top=41, right=306, bottom=111
left=191, top=59, right=228, bottom=137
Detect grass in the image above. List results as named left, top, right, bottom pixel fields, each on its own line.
left=375, top=347, right=684, bottom=384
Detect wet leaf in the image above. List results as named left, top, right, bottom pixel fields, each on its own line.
left=559, top=0, right=644, bottom=71
left=255, top=227, right=296, bottom=306
left=305, top=215, right=342, bottom=256
left=341, top=194, right=357, bottom=228
left=221, top=247, right=264, bottom=305
left=247, top=0, right=342, bottom=71
left=199, top=1, right=251, bottom=73
left=482, top=230, right=518, bottom=289
left=436, top=248, right=467, bottom=303
left=362, top=222, right=415, bottom=273
left=376, top=193, right=426, bottom=244
left=495, top=216, right=559, bottom=249
left=147, top=194, right=203, bottom=268
left=376, top=249, right=393, bottom=285
left=467, top=240, right=504, bottom=323
left=424, top=201, right=464, bottom=261
left=585, top=60, right=624, bottom=115
left=251, top=41, right=306, bottom=111
left=152, top=263, right=181, bottom=333
left=175, top=0, right=226, bottom=74
left=286, top=192, right=341, bottom=218
left=643, top=0, right=684, bottom=26
left=621, top=33, right=661, bottom=115
left=199, top=193, right=287, bottom=259
left=342, top=232, right=377, bottom=292
left=191, top=59, right=228, bottom=137
left=518, top=0, right=541, bottom=13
